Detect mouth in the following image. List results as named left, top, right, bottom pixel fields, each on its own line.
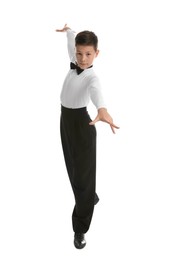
left=79, top=64, right=88, bottom=68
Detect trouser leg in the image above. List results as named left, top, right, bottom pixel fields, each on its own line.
left=60, top=107, right=96, bottom=234
left=72, top=128, right=96, bottom=233
left=60, top=115, right=74, bottom=185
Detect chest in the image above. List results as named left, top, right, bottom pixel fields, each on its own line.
left=63, top=71, right=90, bottom=91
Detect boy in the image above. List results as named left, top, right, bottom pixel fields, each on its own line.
left=56, top=24, right=119, bottom=249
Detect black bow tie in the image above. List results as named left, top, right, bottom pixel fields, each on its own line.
left=70, top=62, right=93, bottom=75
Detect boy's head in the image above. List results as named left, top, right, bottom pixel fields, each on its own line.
left=75, top=30, right=98, bottom=51
left=75, top=30, right=99, bottom=69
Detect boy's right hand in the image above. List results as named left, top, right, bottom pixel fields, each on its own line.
left=55, top=23, right=70, bottom=32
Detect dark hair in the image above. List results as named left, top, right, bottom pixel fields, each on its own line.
left=75, top=30, right=98, bottom=51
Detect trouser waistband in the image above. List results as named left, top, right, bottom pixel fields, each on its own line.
left=61, top=105, right=87, bottom=115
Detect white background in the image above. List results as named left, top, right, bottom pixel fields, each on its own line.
left=0, top=0, right=172, bottom=259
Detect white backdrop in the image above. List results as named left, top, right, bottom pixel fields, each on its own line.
left=0, top=0, right=172, bottom=259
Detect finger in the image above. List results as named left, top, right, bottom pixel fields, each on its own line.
left=55, top=28, right=63, bottom=32
left=110, top=125, right=116, bottom=134
left=89, top=117, right=99, bottom=125
left=89, top=120, right=96, bottom=125
left=110, top=123, right=120, bottom=129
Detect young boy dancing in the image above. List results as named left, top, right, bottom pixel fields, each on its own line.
left=56, top=24, right=119, bottom=249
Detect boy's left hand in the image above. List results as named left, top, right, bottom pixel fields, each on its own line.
left=55, top=23, right=70, bottom=32
left=89, top=108, right=120, bottom=134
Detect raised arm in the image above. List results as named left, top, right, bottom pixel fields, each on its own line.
left=55, top=23, right=76, bottom=62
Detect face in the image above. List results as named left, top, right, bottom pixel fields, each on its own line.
left=75, top=45, right=99, bottom=69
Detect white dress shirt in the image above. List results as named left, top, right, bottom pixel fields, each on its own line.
left=60, top=29, right=106, bottom=110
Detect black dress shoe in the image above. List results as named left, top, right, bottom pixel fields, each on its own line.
left=94, top=193, right=99, bottom=205
left=74, top=233, right=86, bottom=249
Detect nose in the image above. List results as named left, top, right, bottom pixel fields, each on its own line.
left=81, top=55, right=86, bottom=62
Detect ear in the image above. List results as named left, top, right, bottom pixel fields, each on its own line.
left=95, top=49, right=100, bottom=57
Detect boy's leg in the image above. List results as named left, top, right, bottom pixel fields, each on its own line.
left=71, top=115, right=97, bottom=234
left=60, top=107, right=97, bottom=234
left=60, top=114, right=74, bottom=186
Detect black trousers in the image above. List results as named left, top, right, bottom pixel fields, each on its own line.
left=60, top=105, right=97, bottom=233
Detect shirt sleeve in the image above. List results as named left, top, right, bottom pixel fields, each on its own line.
left=66, top=29, right=76, bottom=62
left=89, top=77, right=106, bottom=110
